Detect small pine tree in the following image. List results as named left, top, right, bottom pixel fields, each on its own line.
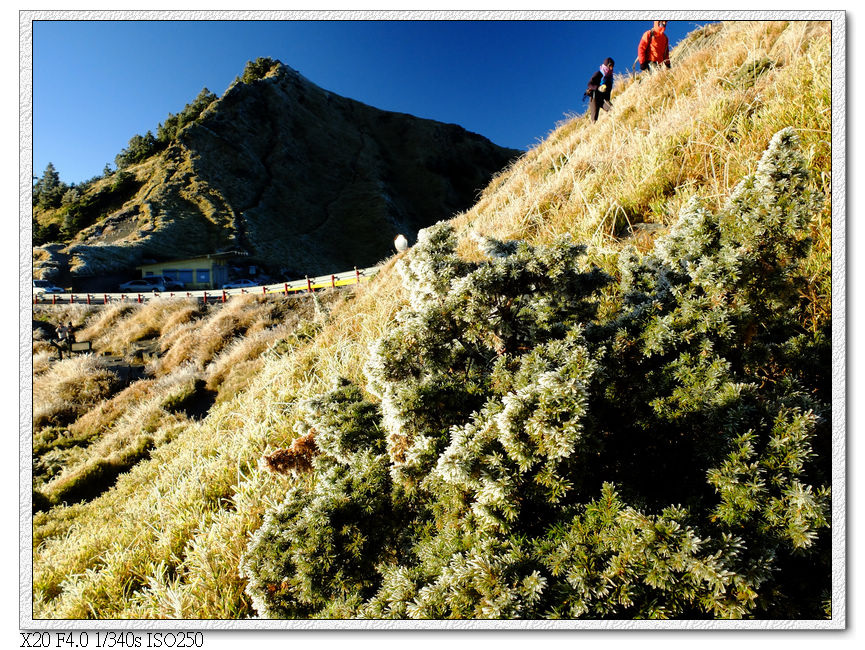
left=157, top=88, right=218, bottom=143
left=240, top=57, right=278, bottom=84
left=61, top=187, right=81, bottom=206
left=33, top=162, right=66, bottom=209
left=115, top=131, right=159, bottom=169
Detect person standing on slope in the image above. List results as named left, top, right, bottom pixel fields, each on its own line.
left=52, top=322, right=69, bottom=360
left=585, top=57, right=615, bottom=123
left=637, top=20, right=671, bottom=72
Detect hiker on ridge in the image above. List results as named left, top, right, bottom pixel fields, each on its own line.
left=585, top=57, right=615, bottom=123
left=637, top=20, right=671, bottom=72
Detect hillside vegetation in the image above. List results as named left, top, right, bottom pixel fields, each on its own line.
left=31, top=20, right=832, bottom=620
left=32, top=292, right=341, bottom=513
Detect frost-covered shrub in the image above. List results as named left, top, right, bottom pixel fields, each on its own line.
left=241, top=381, right=418, bottom=618
left=364, top=224, right=608, bottom=491
left=242, top=128, right=830, bottom=619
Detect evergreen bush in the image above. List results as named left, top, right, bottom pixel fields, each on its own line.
left=241, top=128, right=830, bottom=619
left=32, top=162, right=66, bottom=209
left=240, top=57, right=278, bottom=84
left=115, top=131, right=159, bottom=169
left=157, top=88, right=218, bottom=144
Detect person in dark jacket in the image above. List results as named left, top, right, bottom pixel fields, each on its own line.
left=585, top=57, right=615, bottom=122
left=637, top=20, right=671, bottom=71
left=51, top=322, right=70, bottom=360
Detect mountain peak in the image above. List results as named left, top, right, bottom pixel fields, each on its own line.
left=34, top=59, right=520, bottom=287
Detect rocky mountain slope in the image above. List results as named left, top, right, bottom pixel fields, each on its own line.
left=36, top=59, right=520, bottom=283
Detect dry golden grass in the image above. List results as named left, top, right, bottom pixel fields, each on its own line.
left=452, top=21, right=830, bottom=275
left=68, top=378, right=159, bottom=440
left=39, top=368, right=201, bottom=507
left=33, top=355, right=120, bottom=429
left=31, top=289, right=339, bottom=516
left=32, top=350, right=54, bottom=375
left=31, top=20, right=832, bottom=619
left=74, top=303, right=136, bottom=342
left=32, top=276, right=408, bottom=618
left=87, top=298, right=202, bottom=356
left=33, top=304, right=97, bottom=332
left=159, top=302, right=203, bottom=334
left=148, top=294, right=300, bottom=377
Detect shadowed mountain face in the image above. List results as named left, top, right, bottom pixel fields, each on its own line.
left=51, top=61, right=520, bottom=281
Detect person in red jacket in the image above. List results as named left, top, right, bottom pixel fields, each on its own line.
left=637, top=20, right=671, bottom=71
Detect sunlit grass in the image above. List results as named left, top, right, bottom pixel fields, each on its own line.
left=31, top=20, right=832, bottom=619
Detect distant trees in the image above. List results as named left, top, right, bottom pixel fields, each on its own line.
left=61, top=187, right=81, bottom=206
left=32, top=215, right=60, bottom=246
left=156, top=88, right=218, bottom=144
left=34, top=85, right=218, bottom=245
left=33, top=163, right=74, bottom=244
left=32, top=162, right=67, bottom=209
left=114, top=130, right=159, bottom=169
left=239, top=57, right=278, bottom=84
left=58, top=170, right=141, bottom=240
left=115, top=87, right=218, bottom=170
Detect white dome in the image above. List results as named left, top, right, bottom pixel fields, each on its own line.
left=394, top=234, right=408, bottom=253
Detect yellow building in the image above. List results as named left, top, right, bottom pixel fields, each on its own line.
left=137, top=252, right=245, bottom=290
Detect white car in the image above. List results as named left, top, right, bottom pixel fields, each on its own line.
left=222, top=279, right=258, bottom=290
left=33, top=280, right=65, bottom=294
left=118, top=278, right=165, bottom=292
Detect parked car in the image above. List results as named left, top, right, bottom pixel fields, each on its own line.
left=148, top=275, right=185, bottom=290
left=222, top=279, right=258, bottom=290
left=118, top=278, right=165, bottom=292
left=33, top=279, right=65, bottom=294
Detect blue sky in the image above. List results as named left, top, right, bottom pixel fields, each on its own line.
left=31, top=16, right=706, bottom=185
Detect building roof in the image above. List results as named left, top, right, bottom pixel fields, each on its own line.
left=137, top=250, right=248, bottom=269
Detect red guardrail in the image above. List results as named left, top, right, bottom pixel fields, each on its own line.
left=33, top=265, right=381, bottom=306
